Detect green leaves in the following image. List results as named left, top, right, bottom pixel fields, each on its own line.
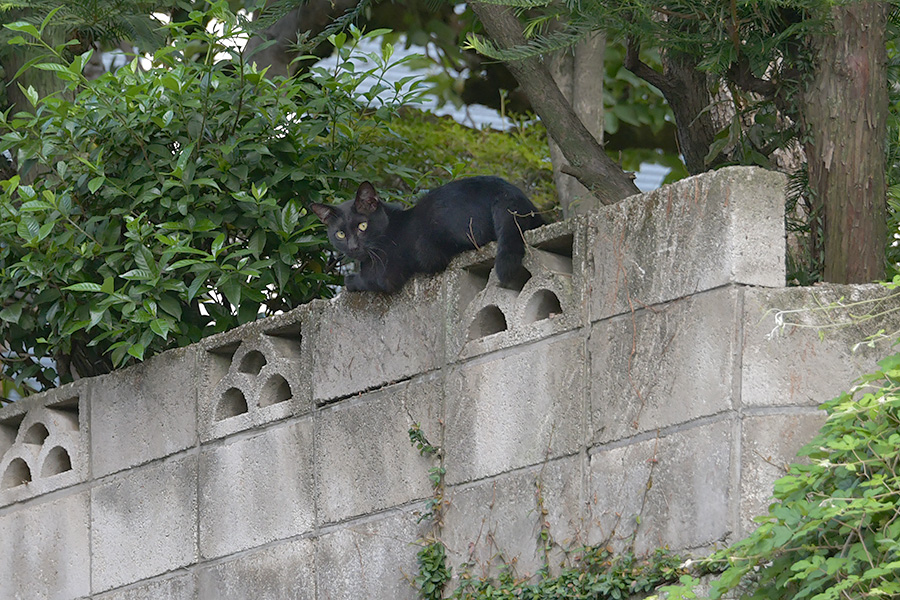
left=64, top=282, right=104, bottom=292
left=448, top=546, right=688, bottom=599
left=416, top=542, right=451, bottom=600
left=4, top=21, right=41, bottom=41
left=88, top=176, right=105, bottom=194
left=664, top=352, right=900, bottom=600
left=1, top=5, right=435, bottom=392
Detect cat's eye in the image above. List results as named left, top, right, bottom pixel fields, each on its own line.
left=335, top=230, right=346, bottom=239
left=358, top=222, right=368, bottom=232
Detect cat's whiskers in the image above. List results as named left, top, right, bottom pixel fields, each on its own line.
left=364, top=246, right=388, bottom=272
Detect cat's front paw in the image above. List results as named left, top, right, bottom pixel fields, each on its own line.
left=344, top=273, right=366, bottom=292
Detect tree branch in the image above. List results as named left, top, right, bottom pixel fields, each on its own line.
left=624, top=38, right=723, bottom=174
left=624, top=37, right=673, bottom=97
left=727, top=58, right=777, bottom=98
left=470, top=3, right=639, bottom=205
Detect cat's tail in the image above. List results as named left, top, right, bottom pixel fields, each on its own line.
left=492, top=203, right=543, bottom=288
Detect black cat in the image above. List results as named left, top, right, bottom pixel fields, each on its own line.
left=310, top=176, right=544, bottom=293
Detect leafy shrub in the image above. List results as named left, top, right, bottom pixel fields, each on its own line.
left=417, top=540, right=451, bottom=600
left=0, top=5, right=426, bottom=393
left=665, top=350, right=900, bottom=599
left=449, top=546, right=687, bottom=599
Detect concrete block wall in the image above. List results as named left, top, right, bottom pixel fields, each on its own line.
left=1, top=167, right=898, bottom=599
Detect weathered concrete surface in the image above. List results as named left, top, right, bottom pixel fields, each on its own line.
left=443, top=335, right=585, bottom=485
left=739, top=411, right=827, bottom=536
left=589, top=286, right=740, bottom=444
left=442, top=455, right=585, bottom=583
left=91, top=346, right=197, bottom=478
left=91, top=455, right=198, bottom=593
left=0, top=492, right=90, bottom=600
left=316, top=510, right=425, bottom=600
left=742, top=284, right=899, bottom=407
left=197, top=538, right=316, bottom=600
left=93, top=575, right=196, bottom=600
left=199, top=309, right=309, bottom=442
left=588, top=419, right=736, bottom=554
left=315, top=375, right=442, bottom=524
left=446, top=216, right=589, bottom=361
left=310, top=276, right=445, bottom=402
left=1, top=167, right=896, bottom=599
left=199, top=419, right=316, bottom=559
left=0, top=381, right=87, bottom=506
left=590, top=166, right=786, bottom=321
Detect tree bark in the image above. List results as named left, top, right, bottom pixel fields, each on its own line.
left=1, top=11, right=64, bottom=117
left=625, top=43, right=725, bottom=174
left=801, top=2, right=887, bottom=283
left=1, top=10, right=66, bottom=183
left=471, top=3, right=639, bottom=205
left=547, top=31, right=606, bottom=216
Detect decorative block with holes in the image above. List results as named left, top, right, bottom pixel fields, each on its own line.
left=199, top=310, right=308, bottom=441
left=0, top=383, right=87, bottom=506
left=446, top=215, right=588, bottom=361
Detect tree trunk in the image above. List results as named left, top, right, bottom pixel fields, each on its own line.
left=801, top=2, right=887, bottom=283
left=1, top=11, right=65, bottom=182
left=1, top=11, right=63, bottom=117
left=471, top=3, right=639, bottom=205
left=547, top=32, right=607, bottom=217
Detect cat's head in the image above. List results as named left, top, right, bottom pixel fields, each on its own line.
left=310, top=182, right=388, bottom=260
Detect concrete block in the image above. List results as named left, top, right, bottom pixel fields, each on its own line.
left=589, top=286, right=739, bottom=445
left=92, top=455, right=198, bottom=593
left=588, top=419, right=735, bottom=554
left=742, top=284, right=900, bottom=407
left=444, top=335, right=585, bottom=485
left=590, top=167, right=786, bottom=321
left=316, top=375, right=443, bottom=524
left=199, top=419, right=315, bottom=559
left=91, top=346, right=197, bottom=478
left=310, top=274, right=445, bottom=402
left=442, top=455, right=585, bottom=584
left=93, top=574, right=197, bottom=600
left=446, top=216, right=589, bottom=361
left=196, top=538, right=315, bottom=600
left=0, top=491, right=90, bottom=600
left=316, top=509, right=426, bottom=600
left=0, top=382, right=87, bottom=507
left=199, top=307, right=309, bottom=441
left=739, top=411, right=826, bottom=536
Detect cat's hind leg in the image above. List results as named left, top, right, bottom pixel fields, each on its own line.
left=492, top=204, right=530, bottom=288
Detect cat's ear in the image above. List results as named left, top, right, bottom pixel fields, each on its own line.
left=310, top=203, right=335, bottom=223
left=354, top=182, right=381, bottom=215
